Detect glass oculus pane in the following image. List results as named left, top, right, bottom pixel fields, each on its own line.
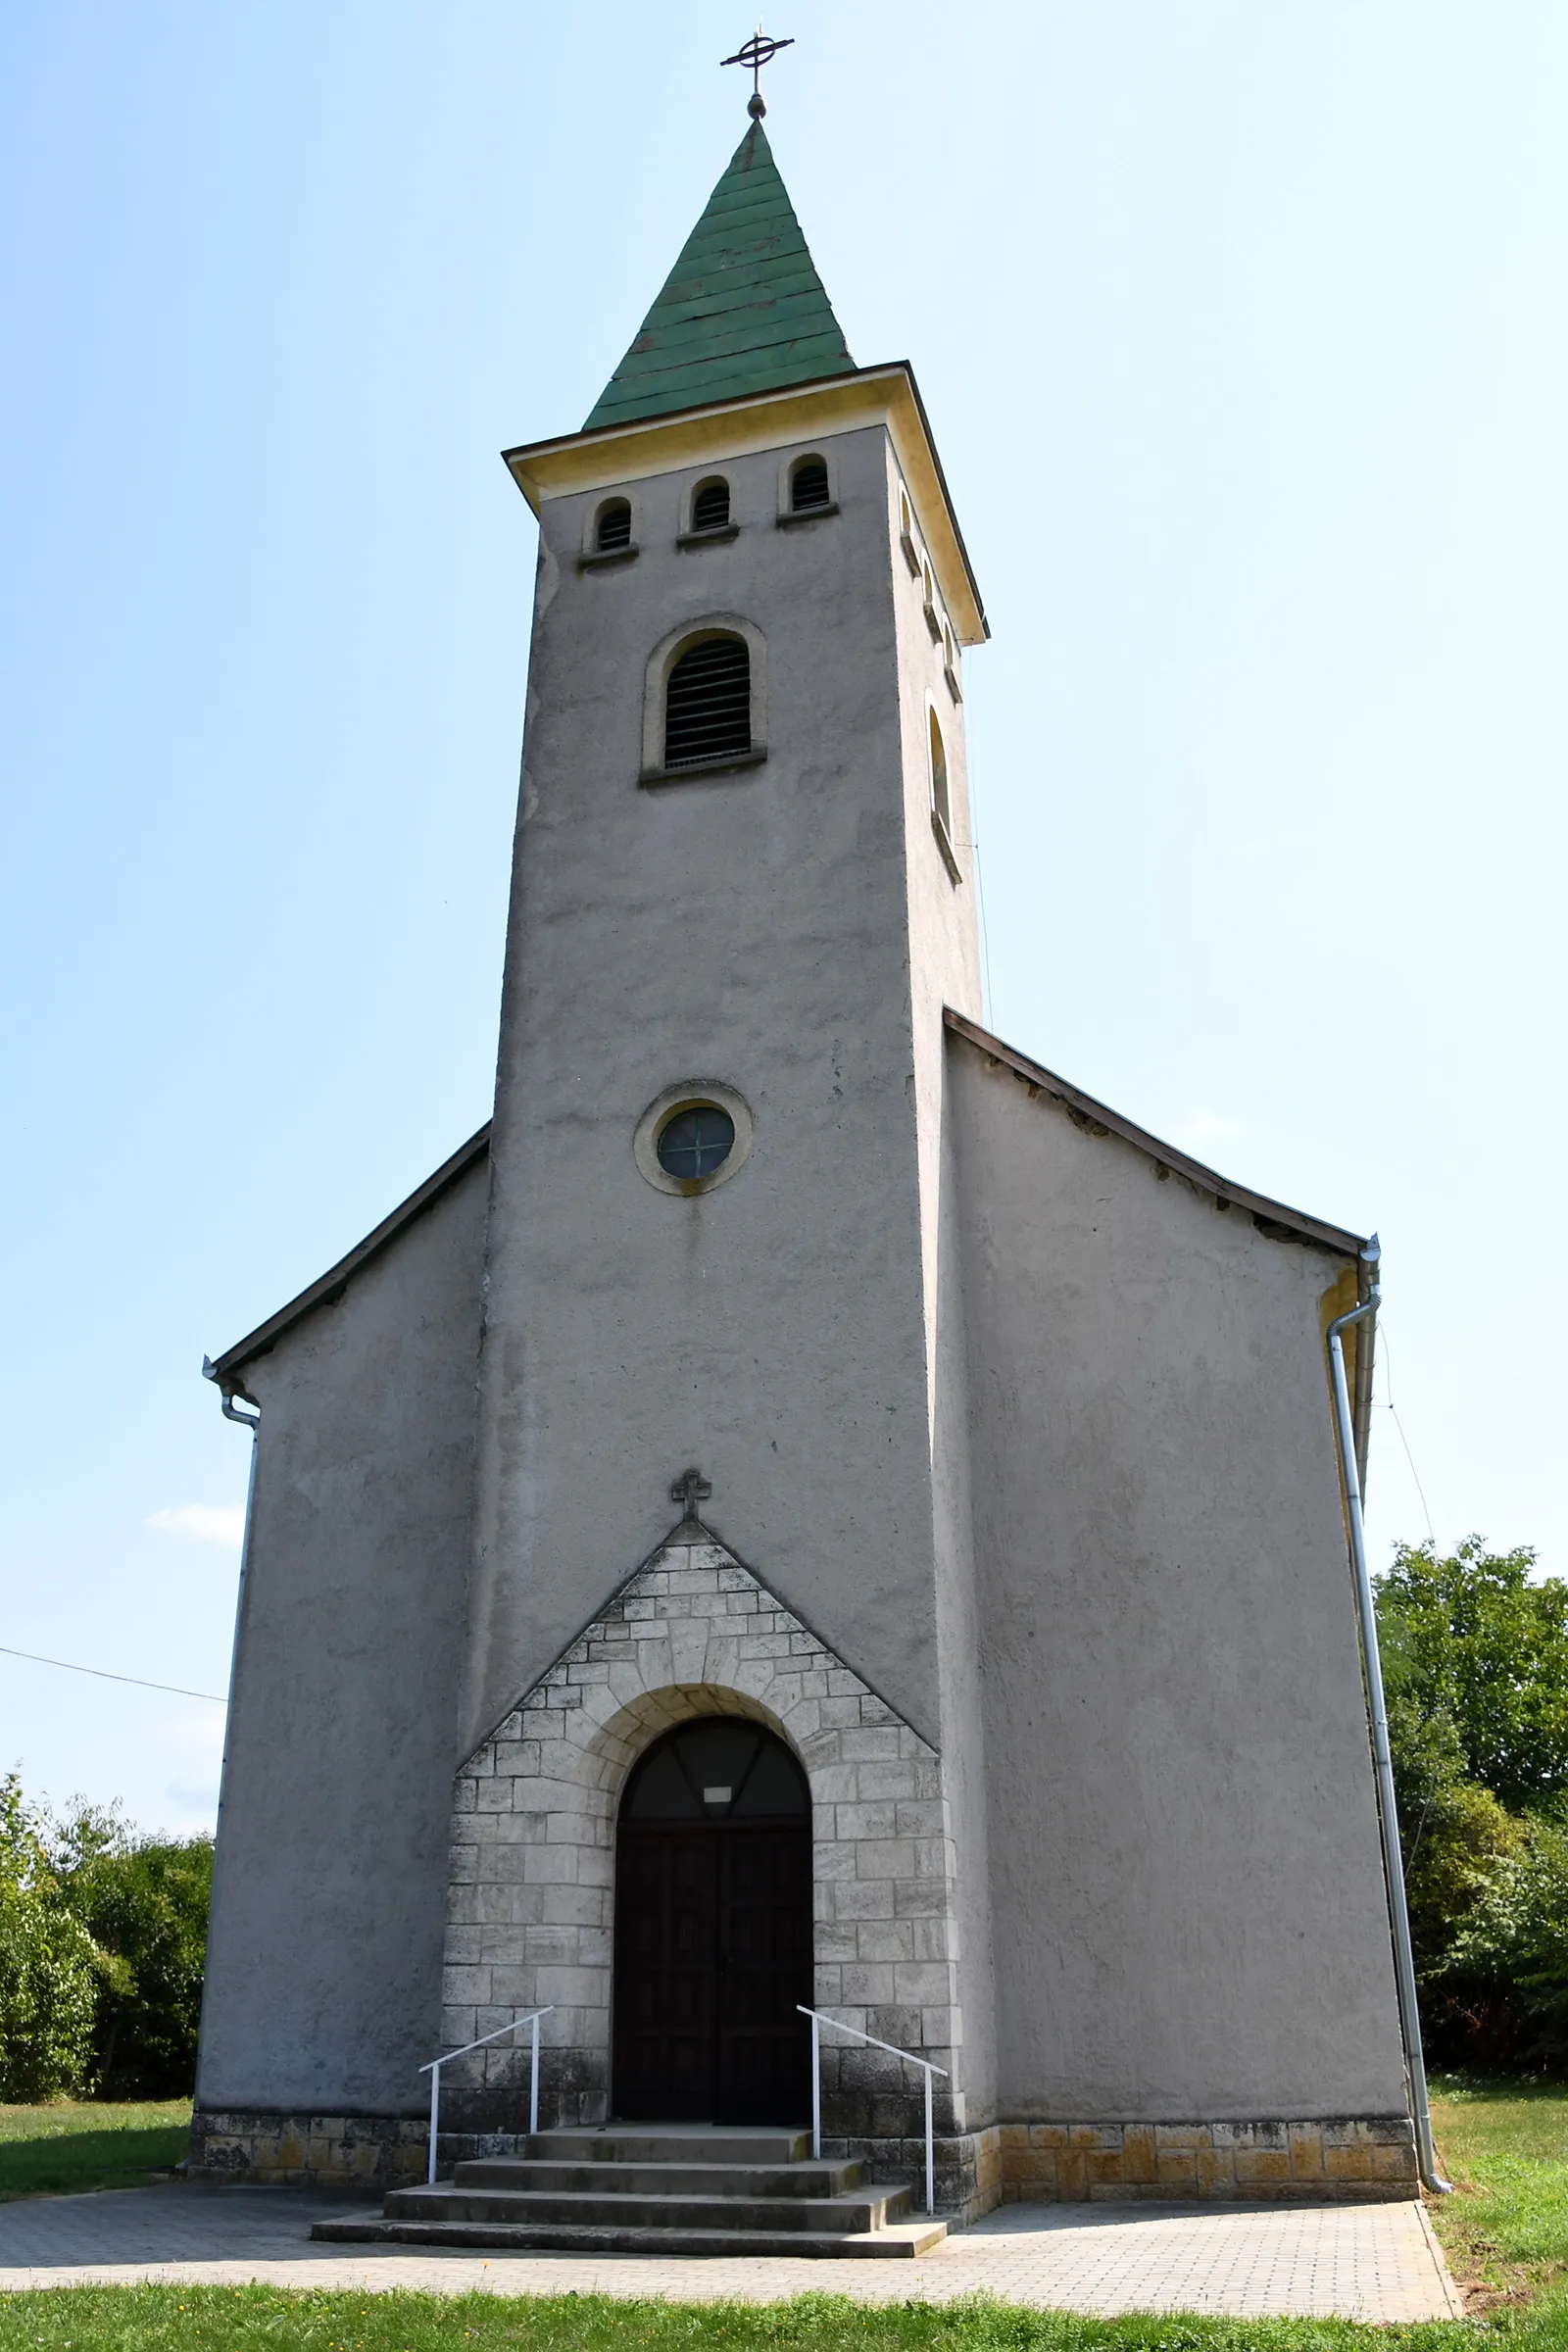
left=657, top=1105, right=735, bottom=1181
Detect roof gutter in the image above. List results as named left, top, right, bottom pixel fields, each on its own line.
left=205, top=1123, right=491, bottom=1386
left=944, top=1009, right=1364, bottom=1253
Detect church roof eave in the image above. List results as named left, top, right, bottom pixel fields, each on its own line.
left=503, top=360, right=989, bottom=647
left=944, top=1009, right=1367, bottom=1258
left=206, top=1123, right=492, bottom=1394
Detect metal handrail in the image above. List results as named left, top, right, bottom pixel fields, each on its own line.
left=418, top=2006, right=554, bottom=2185
left=798, top=2005, right=949, bottom=2216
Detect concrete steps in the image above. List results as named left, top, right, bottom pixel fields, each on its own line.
left=311, top=2124, right=949, bottom=2259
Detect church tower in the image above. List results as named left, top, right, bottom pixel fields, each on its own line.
left=194, top=92, right=1419, bottom=2221
left=459, top=113, right=998, bottom=2165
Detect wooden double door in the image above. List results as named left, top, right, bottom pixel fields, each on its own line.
left=612, top=1722, right=812, bottom=2124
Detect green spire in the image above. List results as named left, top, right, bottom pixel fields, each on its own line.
left=583, top=123, right=855, bottom=431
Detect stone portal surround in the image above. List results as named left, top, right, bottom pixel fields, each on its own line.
left=441, top=1524, right=966, bottom=2156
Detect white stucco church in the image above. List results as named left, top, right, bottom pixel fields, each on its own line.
left=193, top=101, right=1423, bottom=2231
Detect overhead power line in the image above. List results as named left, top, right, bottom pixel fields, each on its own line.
left=0, top=1642, right=226, bottom=1703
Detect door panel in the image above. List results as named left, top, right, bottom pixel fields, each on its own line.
left=612, top=1829, right=716, bottom=2118
left=717, top=1828, right=811, bottom=2122
left=613, top=1819, right=810, bottom=2123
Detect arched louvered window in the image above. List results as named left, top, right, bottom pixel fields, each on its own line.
left=929, top=708, right=951, bottom=840
left=691, top=478, right=731, bottom=532
left=664, top=634, right=752, bottom=768
left=596, top=498, right=632, bottom=553
left=790, top=456, right=831, bottom=513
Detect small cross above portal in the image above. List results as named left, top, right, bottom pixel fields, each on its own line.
left=721, top=25, right=794, bottom=120
left=669, top=1466, right=712, bottom=1528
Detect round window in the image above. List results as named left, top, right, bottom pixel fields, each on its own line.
left=656, top=1103, right=735, bottom=1182
left=633, top=1081, right=754, bottom=1196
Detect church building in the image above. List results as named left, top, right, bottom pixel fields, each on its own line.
left=193, top=102, right=1421, bottom=2227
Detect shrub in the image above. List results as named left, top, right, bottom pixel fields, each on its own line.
left=0, top=1775, right=100, bottom=2100
left=1469, top=1812, right=1568, bottom=2072
left=1377, top=1543, right=1568, bottom=2074
left=50, top=1804, right=214, bottom=2098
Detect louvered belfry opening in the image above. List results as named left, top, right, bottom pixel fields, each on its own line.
left=790, top=457, right=830, bottom=512
left=692, top=478, right=731, bottom=531
left=663, top=634, right=751, bottom=767
left=597, top=499, right=632, bottom=552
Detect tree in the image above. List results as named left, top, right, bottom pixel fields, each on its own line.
left=1376, top=1539, right=1568, bottom=1815
left=0, top=1774, right=100, bottom=2100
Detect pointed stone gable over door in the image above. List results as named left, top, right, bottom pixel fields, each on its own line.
left=440, top=1520, right=969, bottom=2161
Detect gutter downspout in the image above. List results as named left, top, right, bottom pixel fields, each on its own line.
left=1326, top=1243, right=1450, bottom=2196
left=203, top=1354, right=260, bottom=1431
left=195, top=1355, right=260, bottom=2120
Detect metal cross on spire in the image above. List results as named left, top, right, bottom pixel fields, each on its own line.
left=721, top=24, right=794, bottom=120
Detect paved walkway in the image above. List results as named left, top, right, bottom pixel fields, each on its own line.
left=0, top=2183, right=1462, bottom=2322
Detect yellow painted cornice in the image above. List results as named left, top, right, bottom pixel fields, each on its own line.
left=502, top=363, right=989, bottom=647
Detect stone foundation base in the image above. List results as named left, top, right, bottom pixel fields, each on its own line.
left=189, top=2109, right=1417, bottom=2209
left=188, top=2110, right=428, bottom=2190
left=1000, top=2115, right=1419, bottom=2202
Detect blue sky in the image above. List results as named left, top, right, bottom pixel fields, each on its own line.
left=3, top=1, right=1564, bottom=1835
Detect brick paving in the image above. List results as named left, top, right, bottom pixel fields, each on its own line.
left=0, top=2182, right=1463, bottom=2321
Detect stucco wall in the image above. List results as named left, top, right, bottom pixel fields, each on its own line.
left=950, top=1031, right=1406, bottom=2119
left=195, top=1158, right=488, bottom=2115
left=466, top=420, right=979, bottom=1762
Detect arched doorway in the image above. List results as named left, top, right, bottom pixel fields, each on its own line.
left=612, top=1718, right=812, bottom=2123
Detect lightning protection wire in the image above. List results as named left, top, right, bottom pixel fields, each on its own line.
left=0, top=1643, right=226, bottom=1703
left=1375, top=1319, right=1439, bottom=1553
left=1368, top=1315, right=1441, bottom=1872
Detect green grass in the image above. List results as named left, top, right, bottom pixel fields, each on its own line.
left=1429, top=2078, right=1568, bottom=2320
left=0, top=2100, right=190, bottom=2202
left=0, top=2288, right=1490, bottom=2352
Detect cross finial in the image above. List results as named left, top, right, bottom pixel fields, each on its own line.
left=721, top=24, right=794, bottom=120
left=669, top=1466, right=712, bottom=1528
